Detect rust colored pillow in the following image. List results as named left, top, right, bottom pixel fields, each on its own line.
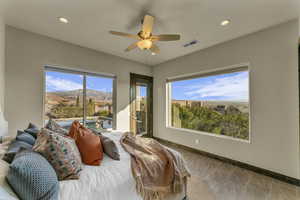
left=69, top=121, right=103, bottom=166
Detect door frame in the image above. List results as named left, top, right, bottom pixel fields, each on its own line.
left=130, top=73, right=153, bottom=137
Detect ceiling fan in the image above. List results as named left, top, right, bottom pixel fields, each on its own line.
left=109, top=15, right=180, bottom=55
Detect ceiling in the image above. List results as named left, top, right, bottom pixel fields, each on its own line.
left=0, top=0, right=299, bottom=66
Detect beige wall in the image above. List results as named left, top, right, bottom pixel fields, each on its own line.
left=153, top=20, right=300, bottom=178
left=0, top=17, right=5, bottom=112
left=5, top=26, right=152, bottom=135
left=4, top=20, right=300, bottom=178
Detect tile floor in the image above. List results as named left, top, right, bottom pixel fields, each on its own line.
left=167, top=143, right=300, bottom=200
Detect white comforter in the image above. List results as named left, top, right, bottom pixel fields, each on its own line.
left=59, top=131, right=185, bottom=200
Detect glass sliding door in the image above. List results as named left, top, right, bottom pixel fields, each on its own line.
left=45, top=71, right=84, bottom=129
left=85, top=75, right=114, bottom=131
left=135, top=84, right=148, bottom=135
left=130, top=73, right=153, bottom=137
left=44, top=67, right=115, bottom=131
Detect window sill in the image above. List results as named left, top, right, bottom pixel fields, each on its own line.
left=166, top=126, right=251, bottom=144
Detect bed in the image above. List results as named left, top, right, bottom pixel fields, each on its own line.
left=59, top=131, right=186, bottom=200
left=0, top=112, right=187, bottom=200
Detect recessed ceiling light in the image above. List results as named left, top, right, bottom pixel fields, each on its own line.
left=221, top=19, right=231, bottom=26
left=58, top=17, right=69, bottom=24
left=151, top=52, right=156, bottom=56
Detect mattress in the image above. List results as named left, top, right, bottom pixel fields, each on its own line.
left=59, top=131, right=186, bottom=200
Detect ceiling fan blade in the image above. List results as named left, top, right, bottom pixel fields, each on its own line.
left=149, top=44, right=160, bottom=54
left=109, top=31, right=140, bottom=40
left=151, top=34, right=181, bottom=41
left=125, top=42, right=138, bottom=52
left=142, top=15, right=154, bottom=35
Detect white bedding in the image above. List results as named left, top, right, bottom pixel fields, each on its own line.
left=59, top=131, right=186, bottom=200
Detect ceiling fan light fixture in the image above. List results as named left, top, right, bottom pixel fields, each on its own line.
left=221, top=19, right=231, bottom=26
left=109, top=15, right=181, bottom=54
left=137, top=40, right=153, bottom=49
left=58, top=17, right=69, bottom=24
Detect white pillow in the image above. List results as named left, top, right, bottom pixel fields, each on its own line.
left=0, top=187, right=18, bottom=200
left=0, top=160, right=18, bottom=199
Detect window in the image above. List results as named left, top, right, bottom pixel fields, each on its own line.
left=167, top=67, right=249, bottom=140
left=135, top=84, right=148, bottom=134
left=44, top=67, right=115, bottom=131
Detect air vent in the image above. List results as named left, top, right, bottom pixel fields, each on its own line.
left=183, top=40, right=198, bottom=47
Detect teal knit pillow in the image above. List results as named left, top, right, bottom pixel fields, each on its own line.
left=6, top=150, right=59, bottom=200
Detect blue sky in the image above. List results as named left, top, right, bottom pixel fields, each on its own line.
left=139, top=86, right=147, bottom=97
left=171, top=71, right=249, bottom=101
left=46, top=71, right=113, bottom=93
left=46, top=70, right=248, bottom=101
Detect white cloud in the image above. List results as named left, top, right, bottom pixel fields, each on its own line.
left=184, top=72, right=249, bottom=101
left=46, top=75, right=82, bottom=91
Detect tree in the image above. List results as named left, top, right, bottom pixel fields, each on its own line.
left=171, top=102, right=249, bottom=140
left=76, top=96, right=80, bottom=107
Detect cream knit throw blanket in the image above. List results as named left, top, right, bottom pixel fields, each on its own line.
left=120, top=133, right=190, bottom=200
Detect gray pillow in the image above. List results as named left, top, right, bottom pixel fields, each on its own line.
left=27, top=123, right=38, bottom=129
left=3, top=140, right=33, bottom=163
left=100, top=135, right=120, bottom=160
left=45, top=119, right=68, bottom=136
left=6, top=150, right=59, bottom=200
left=90, top=129, right=120, bottom=160
left=16, top=131, right=35, bottom=146
left=24, top=128, right=40, bottom=139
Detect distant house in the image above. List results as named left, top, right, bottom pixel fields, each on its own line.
left=94, top=101, right=112, bottom=113
left=214, top=105, right=226, bottom=114
left=172, top=100, right=204, bottom=108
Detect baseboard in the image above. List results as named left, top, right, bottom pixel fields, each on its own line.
left=154, top=137, right=300, bottom=186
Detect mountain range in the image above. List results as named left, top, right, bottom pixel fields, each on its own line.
left=47, top=89, right=112, bottom=105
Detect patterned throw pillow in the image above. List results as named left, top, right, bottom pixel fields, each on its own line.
left=6, top=150, right=59, bottom=200
left=33, top=128, right=82, bottom=180
left=45, top=119, right=69, bottom=136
